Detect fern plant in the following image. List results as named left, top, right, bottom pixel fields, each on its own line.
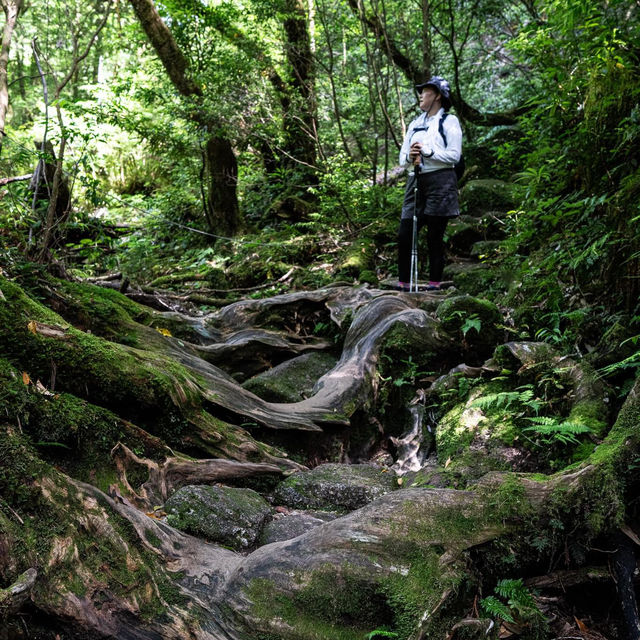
left=523, top=416, right=592, bottom=445
left=470, top=384, right=542, bottom=413
left=480, top=578, right=543, bottom=625
left=480, top=595, right=516, bottom=623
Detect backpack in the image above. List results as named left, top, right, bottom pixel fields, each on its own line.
left=438, top=112, right=465, bottom=181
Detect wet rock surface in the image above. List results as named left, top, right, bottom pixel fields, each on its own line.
left=164, top=485, right=273, bottom=550
left=273, top=462, right=397, bottom=512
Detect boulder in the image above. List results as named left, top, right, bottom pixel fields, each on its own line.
left=165, top=485, right=272, bottom=550
left=273, top=463, right=396, bottom=512
left=447, top=217, right=484, bottom=255
left=443, top=263, right=493, bottom=296
left=459, top=179, right=523, bottom=214
left=435, top=295, right=504, bottom=362
left=242, top=352, right=338, bottom=403
left=470, top=240, right=502, bottom=259
left=435, top=385, right=530, bottom=483
left=259, top=510, right=338, bottom=545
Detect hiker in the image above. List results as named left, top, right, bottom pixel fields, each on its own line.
left=397, top=76, right=462, bottom=291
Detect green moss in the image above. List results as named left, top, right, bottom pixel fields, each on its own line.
left=0, top=427, right=48, bottom=515
left=480, top=473, right=533, bottom=523
left=436, top=403, right=480, bottom=462
left=459, top=179, right=523, bottom=213
left=335, top=238, right=376, bottom=281
left=247, top=566, right=392, bottom=640
left=53, top=279, right=150, bottom=346
left=382, top=549, right=461, bottom=639
left=0, top=276, right=209, bottom=449
left=445, top=263, right=493, bottom=296
left=243, top=352, right=337, bottom=403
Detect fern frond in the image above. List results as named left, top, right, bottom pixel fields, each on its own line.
left=480, top=596, right=515, bottom=623
left=523, top=417, right=592, bottom=444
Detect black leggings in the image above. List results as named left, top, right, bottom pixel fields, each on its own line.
left=397, top=215, right=449, bottom=283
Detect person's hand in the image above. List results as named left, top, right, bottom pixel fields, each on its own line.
left=409, top=141, right=422, bottom=165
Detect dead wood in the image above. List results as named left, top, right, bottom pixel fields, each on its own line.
left=524, top=566, right=614, bottom=589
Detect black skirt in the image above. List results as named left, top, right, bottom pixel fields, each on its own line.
left=400, top=168, right=459, bottom=220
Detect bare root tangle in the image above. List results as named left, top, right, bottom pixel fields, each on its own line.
left=111, top=443, right=288, bottom=508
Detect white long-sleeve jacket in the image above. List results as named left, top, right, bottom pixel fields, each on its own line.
left=398, top=107, right=462, bottom=173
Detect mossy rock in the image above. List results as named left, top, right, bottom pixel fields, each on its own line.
left=165, top=485, right=273, bottom=550
left=435, top=389, right=527, bottom=481
left=459, top=179, right=523, bottom=215
left=435, top=294, right=503, bottom=361
left=443, top=263, right=493, bottom=296
left=273, top=463, right=396, bottom=512
left=358, top=269, right=378, bottom=285
left=242, top=352, right=338, bottom=403
left=447, top=217, right=484, bottom=255
left=470, top=240, right=502, bottom=259
left=334, top=238, right=376, bottom=281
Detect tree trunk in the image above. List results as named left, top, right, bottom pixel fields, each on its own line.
left=282, top=0, right=317, bottom=173
left=420, top=0, right=431, bottom=78
left=204, top=135, right=240, bottom=236
left=0, top=0, right=23, bottom=156
left=127, top=0, right=241, bottom=236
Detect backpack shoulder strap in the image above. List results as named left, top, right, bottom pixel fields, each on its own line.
left=438, top=112, right=449, bottom=147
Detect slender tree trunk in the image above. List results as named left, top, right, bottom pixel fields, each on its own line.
left=345, top=0, right=528, bottom=126
left=37, top=135, right=66, bottom=261
left=127, top=0, right=241, bottom=235
left=0, top=0, right=23, bottom=155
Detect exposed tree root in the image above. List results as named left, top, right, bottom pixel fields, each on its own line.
left=0, top=568, right=37, bottom=618
left=111, top=443, right=290, bottom=508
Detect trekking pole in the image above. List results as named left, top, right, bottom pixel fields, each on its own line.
left=409, top=164, right=419, bottom=292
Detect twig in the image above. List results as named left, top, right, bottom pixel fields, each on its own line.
left=1, top=499, right=24, bottom=525
left=0, top=173, right=32, bottom=186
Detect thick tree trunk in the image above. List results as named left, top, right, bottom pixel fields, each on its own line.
left=420, top=0, right=431, bottom=79
left=0, top=0, right=23, bottom=155
left=204, top=135, right=240, bottom=237
left=282, top=0, right=317, bottom=173
left=127, top=0, right=241, bottom=236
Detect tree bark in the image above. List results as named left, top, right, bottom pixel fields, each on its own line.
left=0, top=0, right=23, bottom=156
left=128, top=0, right=241, bottom=236
left=204, top=135, right=239, bottom=236
left=420, top=0, right=431, bottom=78
left=281, top=0, right=317, bottom=173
